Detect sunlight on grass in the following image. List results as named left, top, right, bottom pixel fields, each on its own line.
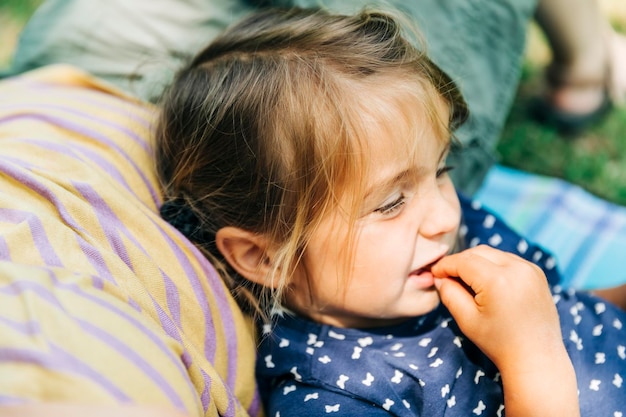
left=0, top=0, right=43, bottom=67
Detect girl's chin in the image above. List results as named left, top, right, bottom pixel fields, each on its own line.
left=408, top=290, right=442, bottom=313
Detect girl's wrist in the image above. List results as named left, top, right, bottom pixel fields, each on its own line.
left=498, top=347, right=580, bottom=417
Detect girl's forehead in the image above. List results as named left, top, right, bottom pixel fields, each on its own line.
left=339, top=90, right=451, bottom=201
left=360, top=86, right=451, bottom=158
left=307, top=75, right=453, bottom=212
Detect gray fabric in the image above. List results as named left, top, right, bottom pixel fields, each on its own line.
left=5, top=0, right=538, bottom=194
left=4, top=0, right=256, bottom=102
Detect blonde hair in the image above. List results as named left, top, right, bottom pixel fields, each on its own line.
left=156, top=7, right=468, bottom=320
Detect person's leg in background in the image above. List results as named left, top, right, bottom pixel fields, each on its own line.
left=531, top=0, right=626, bottom=134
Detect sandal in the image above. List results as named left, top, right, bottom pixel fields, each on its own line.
left=529, top=24, right=625, bottom=136
left=528, top=87, right=612, bottom=136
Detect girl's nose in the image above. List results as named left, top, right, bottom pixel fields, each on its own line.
left=419, top=187, right=460, bottom=238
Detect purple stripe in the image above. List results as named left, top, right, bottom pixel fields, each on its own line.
left=0, top=160, right=92, bottom=236
left=0, top=160, right=118, bottom=281
left=128, top=296, right=142, bottom=312
left=160, top=225, right=241, bottom=391
left=0, top=317, right=41, bottom=336
left=73, top=184, right=144, bottom=272
left=0, top=396, right=25, bottom=404
left=0, top=113, right=159, bottom=204
left=1, top=279, right=66, bottom=307
left=44, top=270, right=194, bottom=393
left=1, top=77, right=154, bottom=124
left=65, top=185, right=199, bottom=393
left=15, top=138, right=137, bottom=201
left=161, top=237, right=218, bottom=358
left=33, top=89, right=153, bottom=129
left=150, top=298, right=185, bottom=345
left=181, top=350, right=193, bottom=370
left=73, top=183, right=184, bottom=328
left=0, top=344, right=130, bottom=401
left=131, top=210, right=244, bottom=412
left=78, top=146, right=157, bottom=208
left=53, top=102, right=148, bottom=149
left=162, top=273, right=182, bottom=328
left=0, top=154, right=37, bottom=170
left=78, top=238, right=114, bottom=287
left=0, top=150, right=186, bottom=380
left=199, top=369, right=218, bottom=416
left=75, top=318, right=187, bottom=409
left=248, top=388, right=262, bottom=417
left=0, top=237, right=9, bottom=258
left=0, top=208, right=63, bottom=267
left=0, top=101, right=150, bottom=151
left=91, top=275, right=105, bottom=291
left=10, top=173, right=208, bottom=404
left=1, top=270, right=184, bottom=384
left=2, top=277, right=192, bottom=408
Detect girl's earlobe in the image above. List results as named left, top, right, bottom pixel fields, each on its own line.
left=215, top=227, right=277, bottom=288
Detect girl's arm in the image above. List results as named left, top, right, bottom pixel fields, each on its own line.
left=432, top=245, right=580, bottom=417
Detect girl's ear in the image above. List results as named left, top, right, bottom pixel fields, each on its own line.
left=215, top=227, right=277, bottom=288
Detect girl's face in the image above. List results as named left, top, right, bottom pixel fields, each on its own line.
left=285, top=95, right=461, bottom=328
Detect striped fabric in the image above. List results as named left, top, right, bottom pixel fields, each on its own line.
left=0, top=65, right=260, bottom=417
left=476, top=164, right=626, bottom=290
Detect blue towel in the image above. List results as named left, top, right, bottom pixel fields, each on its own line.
left=475, top=164, right=626, bottom=290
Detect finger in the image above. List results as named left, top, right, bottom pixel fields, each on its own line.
left=466, top=245, right=544, bottom=278
left=431, top=249, right=497, bottom=294
left=461, top=244, right=521, bottom=266
left=434, top=276, right=479, bottom=323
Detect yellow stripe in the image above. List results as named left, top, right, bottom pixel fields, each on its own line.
left=0, top=66, right=260, bottom=416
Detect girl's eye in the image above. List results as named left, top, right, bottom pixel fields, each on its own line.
left=437, top=165, right=454, bottom=177
left=374, top=194, right=406, bottom=216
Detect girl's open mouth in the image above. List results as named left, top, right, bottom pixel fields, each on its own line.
left=410, top=255, right=445, bottom=277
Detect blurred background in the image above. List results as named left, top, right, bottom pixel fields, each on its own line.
left=2, top=0, right=626, bottom=205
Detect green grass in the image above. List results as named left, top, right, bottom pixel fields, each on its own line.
left=0, top=0, right=42, bottom=20
left=2, top=1, right=626, bottom=205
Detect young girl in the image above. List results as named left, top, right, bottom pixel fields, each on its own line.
left=156, top=7, right=625, bottom=416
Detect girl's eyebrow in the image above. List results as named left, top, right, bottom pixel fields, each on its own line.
left=364, top=141, right=451, bottom=200
left=364, top=169, right=414, bottom=200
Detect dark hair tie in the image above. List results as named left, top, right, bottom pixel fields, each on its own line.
left=160, top=199, right=215, bottom=249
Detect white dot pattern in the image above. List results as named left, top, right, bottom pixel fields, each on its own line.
left=257, top=196, right=626, bottom=416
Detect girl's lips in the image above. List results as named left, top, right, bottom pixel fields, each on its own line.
left=408, top=256, right=445, bottom=289
left=407, top=269, right=436, bottom=288
left=409, top=255, right=445, bottom=277
left=409, top=259, right=439, bottom=290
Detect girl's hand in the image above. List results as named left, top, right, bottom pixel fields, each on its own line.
left=431, top=245, right=580, bottom=417
left=431, top=245, right=561, bottom=368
